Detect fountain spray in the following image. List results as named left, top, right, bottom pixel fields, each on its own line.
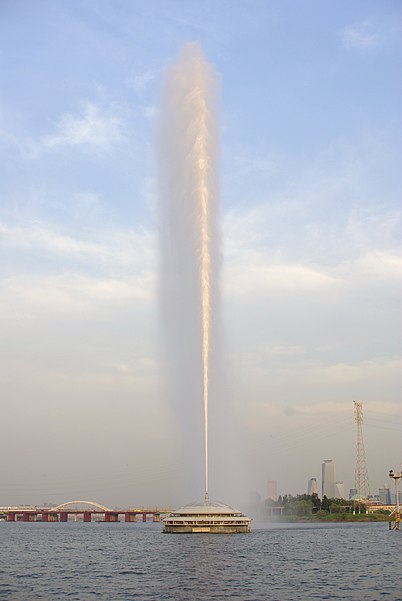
left=158, top=43, right=218, bottom=504
left=158, top=43, right=251, bottom=533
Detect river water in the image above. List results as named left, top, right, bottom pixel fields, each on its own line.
left=0, top=521, right=400, bottom=600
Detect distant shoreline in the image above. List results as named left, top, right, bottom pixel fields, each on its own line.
left=263, top=514, right=389, bottom=523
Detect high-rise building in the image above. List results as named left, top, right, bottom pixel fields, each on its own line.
left=335, top=481, right=345, bottom=499
left=308, top=478, right=318, bottom=496
left=267, top=480, right=277, bottom=501
left=322, top=459, right=336, bottom=498
left=349, top=488, right=358, bottom=500
left=378, top=485, right=391, bottom=504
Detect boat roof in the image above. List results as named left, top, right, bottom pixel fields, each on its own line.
left=170, top=501, right=245, bottom=516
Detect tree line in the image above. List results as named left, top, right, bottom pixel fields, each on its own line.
left=253, top=493, right=381, bottom=519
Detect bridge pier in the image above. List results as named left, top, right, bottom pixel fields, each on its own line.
left=104, top=512, right=119, bottom=522
left=142, top=512, right=147, bottom=522
left=125, top=512, right=136, bottom=522
left=22, top=512, right=36, bottom=522
left=83, top=511, right=91, bottom=523
left=41, top=512, right=49, bottom=522
left=59, top=512, right=68, bottom=522
left=7, top=512, right=15, bottom=522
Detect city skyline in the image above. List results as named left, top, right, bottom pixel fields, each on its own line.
left=1, top=1, right=401, bottom=507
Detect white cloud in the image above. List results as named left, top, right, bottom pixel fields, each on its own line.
left=291, top=399, right=402, bottom=419
left=73, top=191, right=102, bottom=211
left=353, top=251, right=402, bottom=280
left=112, top=356, right=158, bottom=375
left=345, top=208, right=402, bottom=255
left=22, top=102, right=126, bottom=158
left=266, top=345, right=305, bottom=357
left=125, top=69, right=156, bottom=94
left=0, top=221, right=155, bottom=269
left=338, top=20, right=380, bottom=51
left=305, top=357, right=402, bottom=387
left=0, top=273, right=154, bottom=318
left=1, top=221, right=104, bottom=256
left=221, top=133, right=402, bottom=301
left=144, top=105, right=157, bottom=119
left=0, top=218, right=155, bottom=328
left=224, top=254, right=340, bottom=297
left=231, top=151, right=278, bottom=180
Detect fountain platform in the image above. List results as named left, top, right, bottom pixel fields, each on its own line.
left=162, top=501, right=251, bottom=533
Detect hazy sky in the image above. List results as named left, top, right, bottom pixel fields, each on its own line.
left=1, top=0, right=401, bottom=508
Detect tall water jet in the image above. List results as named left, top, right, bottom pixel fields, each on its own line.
left=158, top=43, right=218, bottom=502
left=158, top=43, right=250, bottom=532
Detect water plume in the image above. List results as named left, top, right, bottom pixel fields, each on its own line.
left=158, top=43, right=219, bottom=502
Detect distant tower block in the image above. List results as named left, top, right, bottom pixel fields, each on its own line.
left=267, top=480, right=277, bottom=501
left=379, top=485, right=391, bottom=505
left=322, top=460, right=336, bottom=498
left=354, top=401, right=370, bottom=499
left=308, top=478, right=318, bottom=496
left=349, top=488, right=357, bottom=500
left=335, top=481, right=345, bottom=499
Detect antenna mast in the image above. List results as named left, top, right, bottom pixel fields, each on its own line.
left=354, top=401, right=370, bottom=499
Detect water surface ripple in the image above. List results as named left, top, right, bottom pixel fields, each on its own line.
left=0, top=522, right=400, bottom=600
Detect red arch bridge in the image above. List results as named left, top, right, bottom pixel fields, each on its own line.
left=1, top=501, right=173, bottom=523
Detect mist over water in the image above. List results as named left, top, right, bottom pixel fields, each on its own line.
left=157, top=44, right=222, bottom=503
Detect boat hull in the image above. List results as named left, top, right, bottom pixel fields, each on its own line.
left=163, top=523, right=250, bottom=534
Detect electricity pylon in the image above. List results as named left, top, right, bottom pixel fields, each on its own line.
left=354, top=401, right=370, bottom=499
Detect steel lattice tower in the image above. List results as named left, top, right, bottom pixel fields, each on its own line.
left=354, top=401, right=370, bottom=499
